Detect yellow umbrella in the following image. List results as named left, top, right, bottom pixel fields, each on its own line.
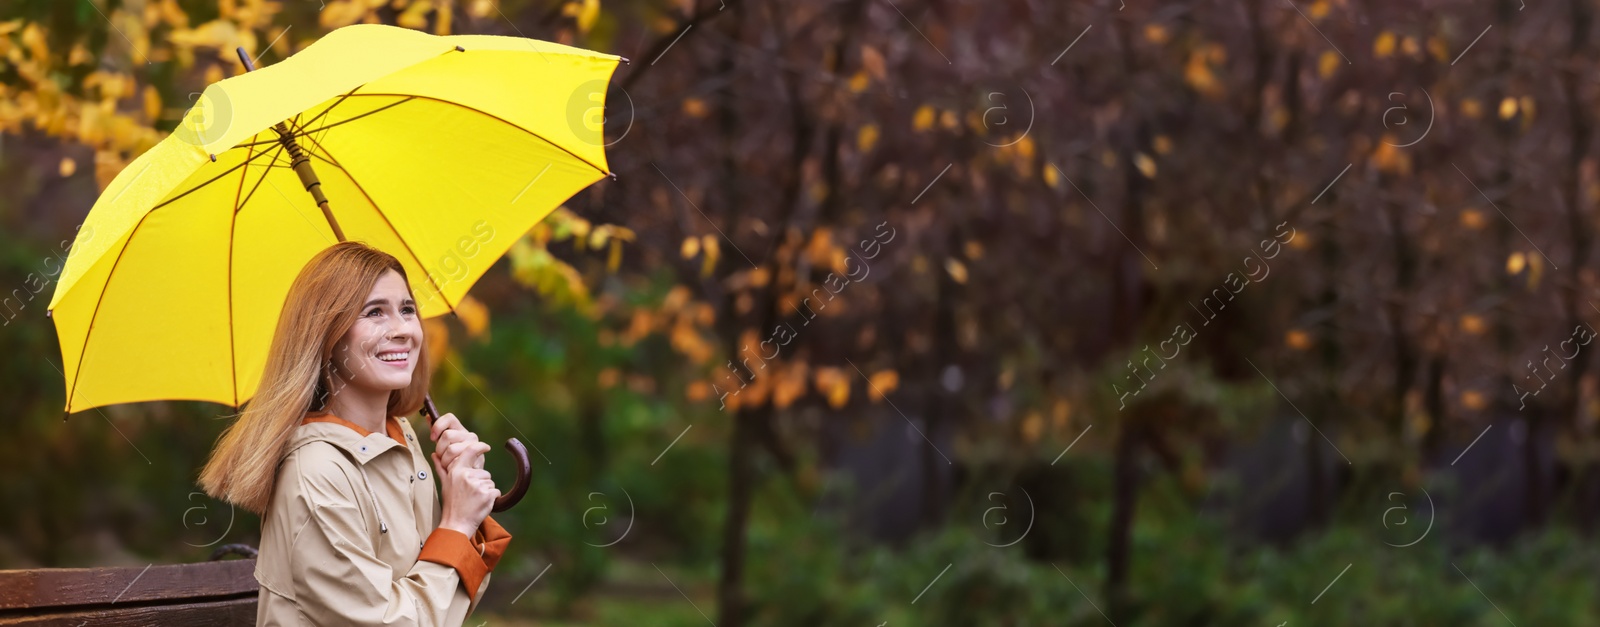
left=47, top=24, right=625, bottom=510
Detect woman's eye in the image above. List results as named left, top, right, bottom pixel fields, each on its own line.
left=402, top=306, right=416, bottom=315
left=367, top=308, right=383, bottom=317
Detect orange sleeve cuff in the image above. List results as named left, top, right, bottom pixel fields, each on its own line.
left=418, top=518, right=513, bottom=602
left=418, top=528, right=490, bottom=602
left=472, top=515, right=513, bottom=573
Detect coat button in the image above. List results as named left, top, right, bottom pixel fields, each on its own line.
left=418, top=471, right=427, bottom=480
left=359, top=445, right=368, bottom=453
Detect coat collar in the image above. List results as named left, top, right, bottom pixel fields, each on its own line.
left=288, top=412, right=413, bottom=465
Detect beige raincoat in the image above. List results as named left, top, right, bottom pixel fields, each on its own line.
left=254, top=413, right=511, bottom=626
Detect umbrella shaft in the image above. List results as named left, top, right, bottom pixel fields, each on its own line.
left=273, top=121, right=345, bottom=242
left=238, top=46, right=346, bottom=243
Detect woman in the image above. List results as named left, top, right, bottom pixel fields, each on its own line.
left=198, top=242, right=512, bottom=626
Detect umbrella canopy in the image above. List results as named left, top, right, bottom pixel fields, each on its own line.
left=47, top=23, right=623, bottom=414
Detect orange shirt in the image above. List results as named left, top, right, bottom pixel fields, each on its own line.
left=300, top=413, right=511, bottom=602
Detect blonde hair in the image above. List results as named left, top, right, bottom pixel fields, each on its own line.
left=198, top=242, right=433, bottom=514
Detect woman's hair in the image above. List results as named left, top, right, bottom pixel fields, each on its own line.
left=198, top=241, right=432, bottom=514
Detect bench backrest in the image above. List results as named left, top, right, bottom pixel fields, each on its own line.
left=0, top=560, right=258, bottom=626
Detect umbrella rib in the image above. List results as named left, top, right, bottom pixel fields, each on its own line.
left=338, top=93, right=613, bottom=177
left=236, top=143, right=289, bottom=213
left=303, top=139, right=456, bottom=314
left=150, top=146, right=283, bottom=212
left=227, top=140, right=262, bottom=409
left=295, top=86, right=362, bottom=139
left=226, top=94, right=411, bottom=150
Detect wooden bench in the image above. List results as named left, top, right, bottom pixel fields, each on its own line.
left=0, top=545, right=259, bottom=626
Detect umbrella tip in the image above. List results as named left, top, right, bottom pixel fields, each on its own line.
left=45, top=308, right=51, bottom=318
left=619, top=56, right=632, bottom=65
left=455, top=45, right=465, bottom=52
left=209, top=154, right=218, bottom=162
left=235, top=46, right=257, bottom=72
left=607, top=171, right=618, bottom=180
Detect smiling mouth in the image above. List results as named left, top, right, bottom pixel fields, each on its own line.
left=376, top=349, right=411, bottom=367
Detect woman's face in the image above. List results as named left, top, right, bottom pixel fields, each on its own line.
left=329, top=269, right=422, bottom=395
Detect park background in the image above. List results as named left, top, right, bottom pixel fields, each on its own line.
left=0, top=0, right=1594, bottom=625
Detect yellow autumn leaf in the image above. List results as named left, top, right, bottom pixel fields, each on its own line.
left=142, top=85, right=161, bottom=121
left=857, top=124, right=880, bottom=152
left=1401, top=36, right=1420, bottom=57
left=848, top=70, right=870, bottom=93
left=607, top=238, right=623, bottom=272
left=1285, top=329, right=1313, bottom=350
left=1427, top=37, right=1449, bottom=62
left=1309, top=0, right=1330, bottom=19
left=867, top=369, right=899, bottom=401
left=1498, top=97, right=1518, bottom=120
left=455, top=294, right=491, bottom=339
left=806, top=228, right=835, bottom=266
left=398, top=0, right=433, bottom=29
left=59, top=157, right=75, bottom=177
left=813, top=367, right=851, bottom=408
left=683, top=97, right=709, bottom=118
left=700, top=235, right=720, bottom=277
left=912, top=105, right=936, bottom=132
left=1373, top=31, right=1396, bottom=58
left=1042, top=162, right=1061, bottom=188
left=1144, top=24, right=1169, bottom=44
left=1153, top=135, right=1173, bottom=155
left=945, top=258, right=968, bottom=284
left=576, top=0, right=601, bottom=34
left=1506, top=251, right=1526, bottom=274
left=773, top=361, right=809, bottom=409
left=436, top=4, right=454, bottom=35
left=1459, top=314, right=1488, bottom=335
left=597, top=367, right=620, bottom=389
left=1022, top=411, right=1044, bottom=443
left=686, top=380, right=710, bottom=402
left=1461, top=390, right=1488, bottom=410
left=1528, top=250, right=1543, bottom=290
left=1371, top=139, right=1410, bottom=175
left=1519, top=96, right=1536, bottom=122
left=422, top=318, right=450, bottom=363
left=1052, top=399, right=1073, bottom=430
left=68, top=42, right=93, bottom=66
left=680, top=235, right=701, bottom=259
left=939, top=109, right=959, bottom=130
left=740, top=363, right=773, bottom=408
left=1461, top=98, right=1483, bottom=119
left=1183, top=47, right=1222, bottom=97
left=1318, top=50, right=1341, bottom=78
left=1459, top=208, right=1486, bottom=230
left=1134, top=152, right=1157, bottom=178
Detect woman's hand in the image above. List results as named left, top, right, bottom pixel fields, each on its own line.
left=430, top=412, right=485, bottom=471
left=430, top=413, right=498, bottom=537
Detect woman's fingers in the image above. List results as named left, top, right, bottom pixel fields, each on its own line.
left=432, top=425, right=481, bottom=467
left=442, top=441, right=492, bottom=474
left=429, top=412, right=465, bottom=442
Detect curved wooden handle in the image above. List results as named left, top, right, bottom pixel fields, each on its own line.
left=491, top=438, right=531, bottom=512
left=421, top=394, right=533, bottom=512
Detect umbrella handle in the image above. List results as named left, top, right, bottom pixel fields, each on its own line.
left=421, top=394, right=532, bottom=513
